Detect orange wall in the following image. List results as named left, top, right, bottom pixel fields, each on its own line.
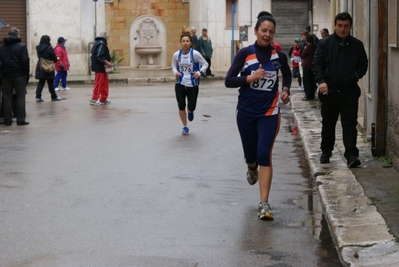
left=105, top=0, right=189, bottom=68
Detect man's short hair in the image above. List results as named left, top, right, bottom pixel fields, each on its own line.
left=202, top=28, right=207, bottom=31
left=8, top=27, right=20, bottom=36
left=321, top=28, right=329, bottom=34
left=334, top=12, right=353, bottom=26
left=99, top=31, right=108, bottom=38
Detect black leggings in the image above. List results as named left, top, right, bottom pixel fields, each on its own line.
left=175, top=83, right=199, bottom=111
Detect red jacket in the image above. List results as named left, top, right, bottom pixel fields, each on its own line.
left=53, top=44, right=70, bottom=71
left=272, top=42, right=283, bottom=52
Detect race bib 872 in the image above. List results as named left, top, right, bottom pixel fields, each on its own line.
left=250, top=70, right=277, bottom=91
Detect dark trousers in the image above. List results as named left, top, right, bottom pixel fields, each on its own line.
left=2, top=76, right=26, bottom=123
left=175, top=83, right=199, bottom=111
left=54, top=71, right=67, bottom=89
left=302, top=66, right=316, bottom=100
left=236, top=111, right=280, bottom=166
left=205, top=58, right=212, bottom=75
left=319, top=89, right=360, bottom=159
left=292, top=67, right=301, bottom=86
left=36, top=79, right=57, bottom=99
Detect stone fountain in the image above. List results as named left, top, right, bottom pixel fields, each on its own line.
left=134, top=18, right=162, bottom=68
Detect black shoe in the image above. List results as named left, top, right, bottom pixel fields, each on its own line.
left=36, top=98, right=44, bottom=102
left=17, top=121, right=29, bottom=126
left=209, top=74, right=215, bottom=77
left=320, top=152, right=332, bottom=164
left=5, top=121, right=12, bottom=126
left=51, top=97, right=63, bottom=102
left=347, top=156, right=361, bottom=168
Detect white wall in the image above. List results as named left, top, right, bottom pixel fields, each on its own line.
left=189, top=0, right=271, bottom=73
left=28, top=0, right=106, bottom=75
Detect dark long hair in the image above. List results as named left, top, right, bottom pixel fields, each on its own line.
left=255, top=11, right=276, bottom=30
left=39, top=35, right=51, bottom=45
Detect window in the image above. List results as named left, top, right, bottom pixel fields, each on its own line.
left=226, top=0, right=238, bottom=28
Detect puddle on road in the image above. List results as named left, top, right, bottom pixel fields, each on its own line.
left=291, top=134, right=344, bottom=267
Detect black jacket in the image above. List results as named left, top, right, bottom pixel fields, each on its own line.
left=35, top=44, right=58, bottom=80
left=312, top=33, right=368, bottom=92
left=0, top=35, right=30, bottom=79
left=91, top=37, right=110, bottom=73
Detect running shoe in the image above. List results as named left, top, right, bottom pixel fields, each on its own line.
left=246, top=167, right=258, bottom=185
left=182, top=126, right=189, bottom=135
left=104, top=100, right=111, bottom=105
left=258, top=202, right=274, bottom=220
left=61, top=87, right=70, bottom=91
left=188, top=111, right=194, bottom=121
left=89, top=100, right=97, bottom=105
left=55, top=87, right=60, bottom=91
left=93, top=101, right=104, bottom=106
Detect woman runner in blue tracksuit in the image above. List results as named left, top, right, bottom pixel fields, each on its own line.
left=225, top=14, right=292, bottom=220
left=172, top=32, right=208, bottom=135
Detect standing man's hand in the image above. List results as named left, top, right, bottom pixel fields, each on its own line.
left=318, top=82, right=328, bottom=95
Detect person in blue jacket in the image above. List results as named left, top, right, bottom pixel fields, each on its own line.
left=225, top=13, right=292, bottom=220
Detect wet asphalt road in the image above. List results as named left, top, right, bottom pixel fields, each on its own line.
left=0, top=80, right=342, bottom=266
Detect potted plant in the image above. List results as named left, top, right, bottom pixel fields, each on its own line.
left=110, top=50, right=127, bottom=73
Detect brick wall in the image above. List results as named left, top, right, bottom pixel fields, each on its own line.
left=105, top=0, right=189, bottom=68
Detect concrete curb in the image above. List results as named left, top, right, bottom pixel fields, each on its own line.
left=290, top=93, right=399, bottom=266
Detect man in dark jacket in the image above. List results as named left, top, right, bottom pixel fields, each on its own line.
left=0, top=27, right=30, bottom=125
left=89, top=31, right=112, bottom=106
left=313, top=12, right=368, bottom=167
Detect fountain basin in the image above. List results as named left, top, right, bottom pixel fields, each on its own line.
left=135, top=46, right=162, bottom=55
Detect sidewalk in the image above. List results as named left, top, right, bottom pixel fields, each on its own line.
left=290, top=93, right=399, bottom=267
left=43, top=69, right=399, bottom=266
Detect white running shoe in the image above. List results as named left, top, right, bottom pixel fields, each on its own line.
left=61, top=87, right=70, bottom=91
left=55, top=87, right=60, bottom=91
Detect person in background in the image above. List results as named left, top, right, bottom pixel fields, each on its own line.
left=320, top=28, right=330, bottom=39
left=0, top=27, right=30, bottom=126
left=53, top=36, right=70, bottom=91
left=225, top=13, right=291, bottom=221
left=305, top=25, right=319, bottom=45
left=198, top=28, right=214, bottom=77
left=35, top=35, right=63, bottom=102
left=301, top=34, right=317, bottom=100
left=313, top=12, right=368, bottom=167
left=89, top=31, right=112, bottom=106
left=288, top=38, right=303, bottom=91
left=171, top=29, right=208, bottom=135
left=190, top=26, right=199, bottom=51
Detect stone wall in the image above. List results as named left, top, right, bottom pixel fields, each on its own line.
left=105, top=0, right=189, bottom=69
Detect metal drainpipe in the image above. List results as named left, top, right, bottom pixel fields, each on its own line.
left=246, top=0, right=252, bottom=27
left=369, top=0, right=378, bottom=150
left=342, top=0, right=348, bottom=12
left=330, top=0, right=336, bottom=31
left=88, top=42, right=94, bottom=75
